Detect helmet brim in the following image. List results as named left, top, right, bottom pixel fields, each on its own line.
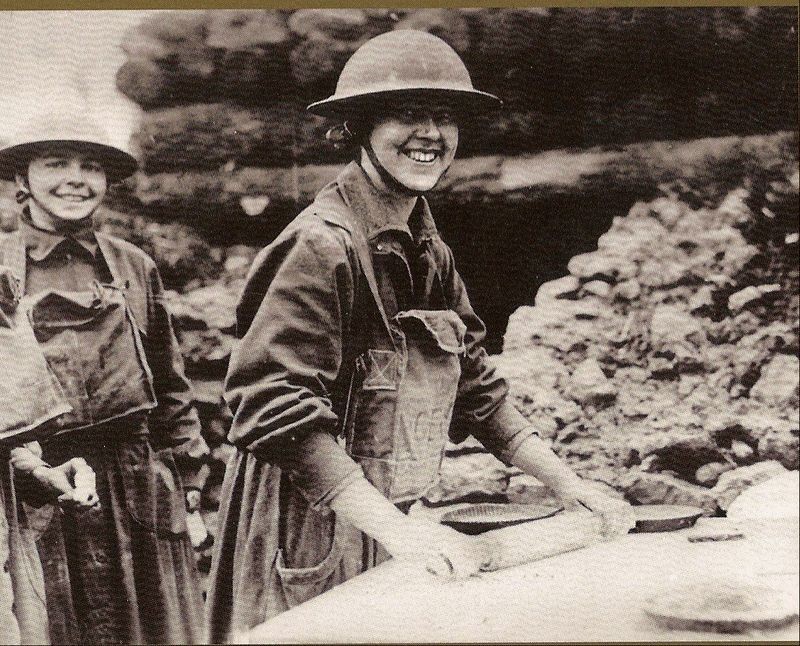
left=0, top=140, right=138, bottom=183
left=307, top=88, right=502, bottom=120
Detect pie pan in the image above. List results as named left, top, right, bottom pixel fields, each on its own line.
left=440, top=503, right=563, bottom=535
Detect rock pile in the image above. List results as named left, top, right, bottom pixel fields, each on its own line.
left=431, top=166, right=799, bottom=513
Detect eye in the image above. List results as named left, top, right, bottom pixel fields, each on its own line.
left=434, top=110, right=455, bottom=125
left=395, top=107, right=425, bottom=123
left=82, top=161, right=104, bottom=174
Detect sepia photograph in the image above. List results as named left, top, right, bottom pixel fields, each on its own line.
left=0, top=5, right=798, bottom=644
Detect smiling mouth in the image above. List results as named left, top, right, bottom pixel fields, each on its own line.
left=54, top=193, right=93, bottom=202
left=403, top=149, right=440, bottom=164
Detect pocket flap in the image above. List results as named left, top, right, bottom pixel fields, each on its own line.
left=28, top=289, right=113, bottom=329
left=395, top=309, right=467, bottom=354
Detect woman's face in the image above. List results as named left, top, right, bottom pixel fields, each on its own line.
left=367, top=100, right=459, bottom=193
left=20, top=152, right=108, bottom=224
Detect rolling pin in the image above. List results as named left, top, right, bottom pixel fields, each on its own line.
left=476, top=509, right=606, bottom=572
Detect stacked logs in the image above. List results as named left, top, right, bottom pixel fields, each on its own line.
left=115, top=8, right=797, bottom=228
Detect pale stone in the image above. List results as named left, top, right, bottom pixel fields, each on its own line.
left=582, top=280, right=612, bottom=298
left=650, top=305, right=705, bottom=346
left=695, top=462, right=735, bottom=487
left=616, top=279, right=642, bottom=301
left=649, top=197, right=685, bottom=228
left=757, top=430, right=799, bottom=470
left=534, top=275, right=580, bottom=306
left=688, top=286, right=715, bottom=313
left=750, top=355, right=799, bottom=406
left=730, top=440, right=754, bottom=461
left=711, top=461, right=789, bottom=510
left=567, top=252, right=638, bottom=282
left=567, top=359, right=617, bottom=405
left=726, top=471, right=799, bottom=519
left=728, top=286, right=762, bottom=312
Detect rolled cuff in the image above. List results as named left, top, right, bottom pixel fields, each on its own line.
left=471, top=399, right=539, bottom=464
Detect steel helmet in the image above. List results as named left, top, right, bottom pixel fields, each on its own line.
left=307, top=30, right=501, bottom=119
left=0, top=112, right=137, bottom=183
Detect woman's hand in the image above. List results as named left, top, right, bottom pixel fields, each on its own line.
left=32, top=458, right=100, bottom=511
left=381, top=516, right=490, bottom=579
left=507, top=435, right=635, bottom=539
left=329, top=477, right=488, bottom=579
left=561, top=488, right=635, bottom=539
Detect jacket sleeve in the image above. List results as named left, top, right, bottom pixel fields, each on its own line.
left=144, top=259, right=210, bottom=490
left=224, top=218, right=364, bottom=505
left=8, top=442, right=50, bottom=508
left=439, top=242, right=537, bottom=463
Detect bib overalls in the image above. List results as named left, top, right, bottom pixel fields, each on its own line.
left=206, top=162, right=536, bottom=642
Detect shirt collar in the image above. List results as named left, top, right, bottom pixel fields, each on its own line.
left=336, top=162, right=439, bottom=244
left=19, top=209, right=99, bottom=262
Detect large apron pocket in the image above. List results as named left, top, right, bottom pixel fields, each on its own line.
left=394, top=309, right=467, bottom=355
left=116, top=441, right=188, bottom=539
left=274, top=519, right=345, bottom=609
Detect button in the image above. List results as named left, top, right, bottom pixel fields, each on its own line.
left=3, top=560, right=9, bottom=573
left=376, top=244, right=384, bottom=251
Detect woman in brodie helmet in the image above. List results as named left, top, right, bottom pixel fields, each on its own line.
left=0, top=112, right=208, bottom=644
left=206, top=30, right=634, bottom=642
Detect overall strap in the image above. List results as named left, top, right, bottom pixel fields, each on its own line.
left=311, top=201, right=396, bottom=352
left=0, top=229, right=27, bottom=295
left=94, top=233, right=129, bottom=288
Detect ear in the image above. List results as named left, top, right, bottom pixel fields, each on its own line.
left=14, top=172, right=29, bottom=191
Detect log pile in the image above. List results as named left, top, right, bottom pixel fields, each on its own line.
left=114, top=7, right=797, bottom=227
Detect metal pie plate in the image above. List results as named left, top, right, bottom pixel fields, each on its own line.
left=440, top=503, right=563, bottom=535
left=630, top=504, right=705, bottom=533
left=644, top=579, right=799, bottom=633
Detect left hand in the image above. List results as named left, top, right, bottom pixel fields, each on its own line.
left=561, top=487, right=636, bottom=539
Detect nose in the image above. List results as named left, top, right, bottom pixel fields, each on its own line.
left=415, top=115, right=441, bottom=139
left=64, top=160, right=86, bottom=185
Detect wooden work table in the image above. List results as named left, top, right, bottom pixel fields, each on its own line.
left=245, top=516, right=799, bottom=643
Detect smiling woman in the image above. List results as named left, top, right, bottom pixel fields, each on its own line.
left=23, top=154, right=107, bottom=225
left=0, top=112, right=208, bottom=645
left=365, top=101, right=459, bottom=193
left=205, top=29, right=634, bottom=643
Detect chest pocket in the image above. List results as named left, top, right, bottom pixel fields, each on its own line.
left=345, top=308, right=465, bottom=503
left=26, top=285, right=157, bottom=433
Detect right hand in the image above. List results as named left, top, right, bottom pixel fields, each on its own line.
left=381, top=516, right=490, bottom=580
left=32, top=458, right=100, bottom=511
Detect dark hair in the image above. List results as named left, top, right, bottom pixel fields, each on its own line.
left=325, top=119, right=371, bottom=153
